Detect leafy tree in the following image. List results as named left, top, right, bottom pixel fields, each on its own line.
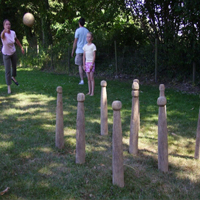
left=125, top=0, right=200, bottom=77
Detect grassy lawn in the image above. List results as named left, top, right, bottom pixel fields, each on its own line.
left=1, top=67, right=200, bottom=199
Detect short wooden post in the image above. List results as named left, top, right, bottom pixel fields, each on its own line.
left=194, top=109, right=200, bottom=159
left=112, top=101, right=124, bottom=187
left=37, top=44, right=39, bottom=54
left=55, top=86, right=64, bottom=149
left=157, top=84, right=168, bottom=172
left=100, top=80, right=108, bottom=136
left=37, top=44, right=40, bottom=67
left=76, top=93, right=85, bottom=164
left=129, top=80, right=140, bottom=155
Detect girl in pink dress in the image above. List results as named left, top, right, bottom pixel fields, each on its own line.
left=83, top=32, right=96, bottom=96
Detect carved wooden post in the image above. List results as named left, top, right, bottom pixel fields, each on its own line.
left=112, top=101, right=124, bottom=187
left=194, top=109, right=200, bottom=159
left=157, top=84, right=168, bottom=172
left=55, top=86, right=64, bottom=149
left=101, top=80, right=108, bottom=136
left=129, top=80, right=139, bottom=155
left=76, top=93, right=85, bottom=164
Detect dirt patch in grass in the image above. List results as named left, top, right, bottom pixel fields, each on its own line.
left=96, top=72, right=200, bottom=95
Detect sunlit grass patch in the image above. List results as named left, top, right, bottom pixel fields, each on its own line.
left=0, top=141, right=14, bottom=150
left=19, top=151, right=33, bottom=159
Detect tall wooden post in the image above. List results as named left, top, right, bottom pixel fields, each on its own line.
left=68, top=43, right=70, bottom=72
left=76, top=93, right=85, bottom=164
left=51, top=44, right=53, bottom=70
left=100, top=80, right=108, bottom=136
left=192, top=41, right=196, bottom=84
left=157, top=84, right=168, bottom=172
left=155, top=38, right=158, bottom=82
left=114, top=41, right=118, bottom=78
left=193, top=61, right=196, bottom=85
left=194, top=109, right=200, bottom=159
left=112, top=101, right=124, bottom=187
left=129, top=80, right=140, bottom=155
left=55, top=86, right=64, bottom=149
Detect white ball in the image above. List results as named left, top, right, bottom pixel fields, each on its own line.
left=23, top=13, right=35, bottom=27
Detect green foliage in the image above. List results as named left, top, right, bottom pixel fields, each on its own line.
left=1, top=0, right=200, bottom=80
left=125, top=0, right=200, bottom=79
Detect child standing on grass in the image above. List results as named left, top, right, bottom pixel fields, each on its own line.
left=83, top=32, right=96, bottom=96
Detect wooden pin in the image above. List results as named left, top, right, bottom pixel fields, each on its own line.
left=76, top=93, right=86, bottom=164
left=112, top=101, right=124, bottom=187
left=157, top=84, right=168, bottom=172
left=55, top=86, right=64, bottom=149
left=100, top=80, right=108, bottom=135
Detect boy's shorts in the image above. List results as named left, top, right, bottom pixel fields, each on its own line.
left=75, top=53, right=83, bottom=66
left=85, top=62, right=95, bottom=73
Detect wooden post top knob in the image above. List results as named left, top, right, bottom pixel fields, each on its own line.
left=56, top=86, right=62, bottom=93
left=112, top=101, right=122, bottom=110
left=101, top=80, right=107, bottom=87
left=77, top=93, right=85, bottom=102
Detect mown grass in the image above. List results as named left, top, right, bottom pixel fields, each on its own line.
left=1, top=67, right=200, bottom=199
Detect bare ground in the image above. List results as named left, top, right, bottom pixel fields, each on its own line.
left=96, top=72, right=200, bottom=95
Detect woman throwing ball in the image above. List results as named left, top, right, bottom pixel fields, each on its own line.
left=1, top=19, right=24, bottom=94
left=83, top=32, right=96, bottom=96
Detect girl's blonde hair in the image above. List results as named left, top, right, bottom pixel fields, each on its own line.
left=87, top=32, right=93, bottom=38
